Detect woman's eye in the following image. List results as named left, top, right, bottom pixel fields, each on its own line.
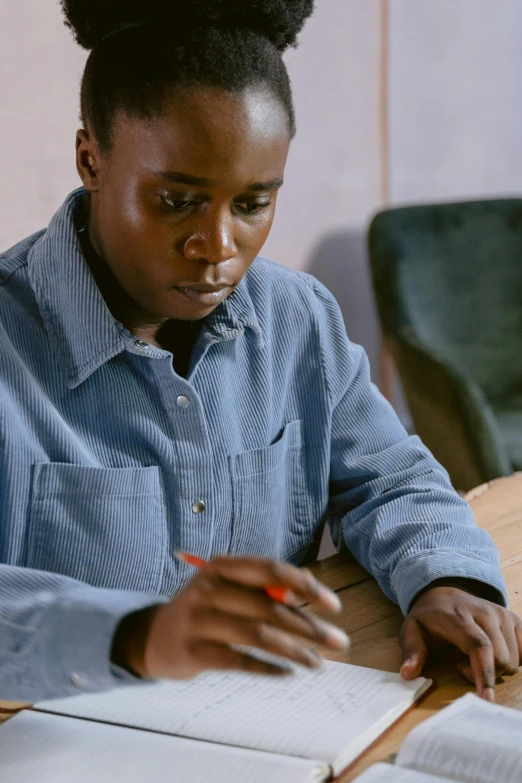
left=160, top=195, right=196, bottom=211
left=235, top=201, right=271, bottom=215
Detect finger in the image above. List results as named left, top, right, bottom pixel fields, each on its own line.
left=415, top=610, right=496, bottom=700
left=399, top=617, right=428, bottom=679
left=465, top=625, right=496, bottom=701
left=291, top=606, right=350, bottom=650
left=504, top=621, right=521, bottom=674
left=207, top=557, right=342, bottom=612
left=194, top=610, right=324, bottom=669
left=190, top=641, right=294, bottom=676
left=203, top=581, right=349, bottom=650
left=513, top=614, right=522, bottom=665
left=496, top=614, right=520, bottom=675
left=475, top=614, right=516, bottom=677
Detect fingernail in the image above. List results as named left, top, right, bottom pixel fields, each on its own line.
left=320, top=588, right=342, bottom=612
left=400, top=655, right=417, bottom=675
left=326, top=626, right=350, bottom=650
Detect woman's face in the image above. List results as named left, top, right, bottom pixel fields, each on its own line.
left=77, top=86, right=291, bottom=322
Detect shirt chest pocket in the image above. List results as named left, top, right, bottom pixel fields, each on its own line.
left=25, top=463, right=168, bottom=593
left=228, top=420, right=313, bottom=563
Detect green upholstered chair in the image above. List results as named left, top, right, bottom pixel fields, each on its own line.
left=368, top=199, right=522, bottom=491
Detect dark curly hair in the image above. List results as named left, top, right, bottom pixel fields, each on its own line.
left=60, top=0, right=315, bottom=151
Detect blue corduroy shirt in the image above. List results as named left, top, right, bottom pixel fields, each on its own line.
left=0, top=189, right=506, bottom=701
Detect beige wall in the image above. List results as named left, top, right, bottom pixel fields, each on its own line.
left=263, top=0, right=381, bottom=270
left=0, top=3, right=87, bottom=248
left=389, top=0, right=522, bottom=204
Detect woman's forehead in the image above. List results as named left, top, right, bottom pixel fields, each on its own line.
left=107, top=86, right=291, bottom=184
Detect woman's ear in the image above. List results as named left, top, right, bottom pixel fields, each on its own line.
left=76, top=129, right=101, bottom=192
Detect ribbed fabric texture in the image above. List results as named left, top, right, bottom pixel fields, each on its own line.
left=0, top=188, right=506, bottom=702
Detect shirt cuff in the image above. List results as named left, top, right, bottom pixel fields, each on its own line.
left=391, top=550, right=508, bottom=616
left=408, top=576, right=506, bottom=612
left=38, top=587, right=166, bottom=700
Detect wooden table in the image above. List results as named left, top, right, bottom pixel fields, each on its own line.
left=311, top=472, right=522, bottom=781
left=1, top=472, right=522, bottom=780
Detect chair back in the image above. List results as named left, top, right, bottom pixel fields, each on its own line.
left=369, top=199, right=522, bottom=405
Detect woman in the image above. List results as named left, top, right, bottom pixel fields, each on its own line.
left=0, top=0, right=519, bottom=703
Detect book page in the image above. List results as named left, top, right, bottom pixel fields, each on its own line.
left=0, top=710, right=328, bottom=783
left=353, top=762, right=454, bottom=783
left=397, top=693, right=522, bottom=783
left=37, top=659, right=429, bottom=768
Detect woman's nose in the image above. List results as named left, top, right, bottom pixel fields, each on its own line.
left=183, top=209, right=238, bottom=264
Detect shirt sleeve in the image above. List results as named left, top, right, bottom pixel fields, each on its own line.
left=308, top=276, right=507, bottom=615
left=413, top=577, right=505, bottom=609
left=0, top=563, right=164, bottom=702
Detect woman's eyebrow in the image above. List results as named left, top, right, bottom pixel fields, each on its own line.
left=155, top=171, right=212, bottom=187
left=154, top=171, right=284, bottom=191
left=246, top=178, right=284, bottom=192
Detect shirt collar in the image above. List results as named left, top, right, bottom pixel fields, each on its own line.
left=27, top=188, right=263, bottom=389
left=205, top=274, right=264, bottom=347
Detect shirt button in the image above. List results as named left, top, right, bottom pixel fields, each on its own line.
left=71, top=672, right=88, bottom=688
left=176, top=395, right=190, bottom=409
left=135, top=339, right=148, bottom=348
left=192, top=500, right=206, bottom=514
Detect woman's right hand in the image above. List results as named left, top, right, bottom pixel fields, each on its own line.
left=114, top=556, right=350, bottom=679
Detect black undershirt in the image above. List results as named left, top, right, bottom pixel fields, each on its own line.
left=154, top=318, right=201, bottom=378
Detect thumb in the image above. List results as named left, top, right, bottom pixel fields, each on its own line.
left=400, top=617, right=428, bottom=679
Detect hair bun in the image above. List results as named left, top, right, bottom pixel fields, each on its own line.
left=61, top=0, right=315, bottom=51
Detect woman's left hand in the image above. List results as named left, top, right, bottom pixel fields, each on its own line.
left=399, top=586, right=522, bottom=700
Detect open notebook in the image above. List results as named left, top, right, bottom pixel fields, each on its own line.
left=0, top=659, right=430, bottom=782
left=353, top=693, right=522, bottom=783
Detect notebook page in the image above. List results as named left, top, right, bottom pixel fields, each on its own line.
left=396, top=693, right=522, bottom=783
left=353, top=762, right=454, bottom=783
left=37, top=660, right=428, bottom=766
left=0, top=711, right=329, bottom=783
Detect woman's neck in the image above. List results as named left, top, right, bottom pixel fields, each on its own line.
left=75, top=197, right=168, bottom=346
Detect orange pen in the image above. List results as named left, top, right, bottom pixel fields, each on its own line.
left=174, top=551, right=290, bottom=603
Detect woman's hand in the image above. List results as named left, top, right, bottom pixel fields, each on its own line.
left=400, top=586, right=522, bottom=700
left=115, top=556, right=350, bottom=680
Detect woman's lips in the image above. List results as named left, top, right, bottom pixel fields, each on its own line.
left=172, top=284, right=231, bottom=306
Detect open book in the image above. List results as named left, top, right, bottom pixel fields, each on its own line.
left=354, top=693, right=522, bottom=783
left=0, top=659, right=430, bottom=782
